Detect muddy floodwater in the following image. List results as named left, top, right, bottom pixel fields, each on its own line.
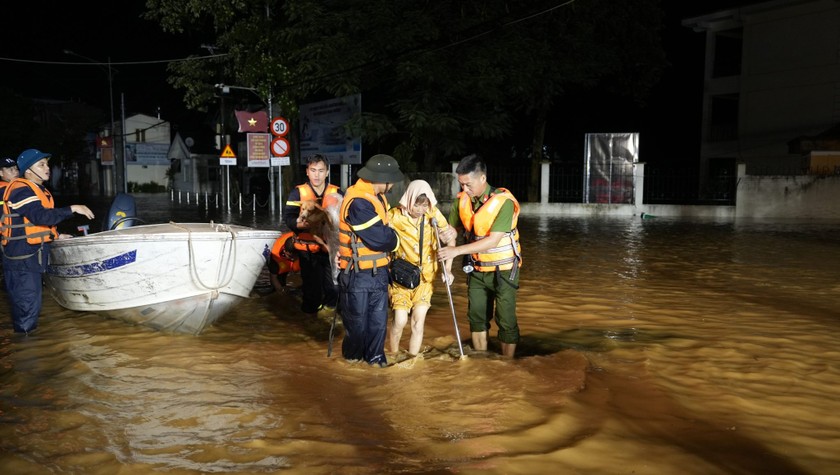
left=1, top=194, right=839, bottom=474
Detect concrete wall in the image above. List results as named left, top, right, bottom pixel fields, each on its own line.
left=735, top=164, right=840, bottom=219
left=430, top=161, right=839, bottom=221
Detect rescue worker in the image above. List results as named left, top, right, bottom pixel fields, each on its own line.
left=0, top=157, right=20, bottom=206
left=337, top=154, right=403, bottom=366
left=283, top=154, right=341, bottom=317
left=437, top=154, right=523, bottom=358
left=0, top=157, right=19, bottom=289
left=267, top=231, right=301, bottom=291
left=1, top=149, right=94, bottom=334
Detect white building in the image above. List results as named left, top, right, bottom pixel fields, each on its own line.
left=116, top=113, right=172, bottom=190
left=683, top=0, right=840, bottom=184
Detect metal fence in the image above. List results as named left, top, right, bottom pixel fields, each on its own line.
left=485, top=164, right=531, bottom=201
left=643, top=164, right=736, bottom=205
left=643, top=165, right=700, bottom=204
left=549, top=163, right=584, bottom=203
left=483, top=162, right=736, bottom=205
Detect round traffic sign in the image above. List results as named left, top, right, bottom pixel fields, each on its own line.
left=271, top=137, right=290, bottom=156
left=271, top=117, right=289, bottom=137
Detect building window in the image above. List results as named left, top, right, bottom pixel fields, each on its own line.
left=709, top=94, right=739, bottom=141
left=134, top=129, right=146, bottom=142
left=712, top=28, right=742, bottom=78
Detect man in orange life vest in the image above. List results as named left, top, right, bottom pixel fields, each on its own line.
left=0, top=157, right=19, bottom=289
left=267, top=231, right=301, bottom=291
left=283, top=154, right=341, bottom=316
left=437, top=154, right=523, bottom=358
left=337, top=154, right=403, bottom=366
left=1, top=149, right=95, bottom=334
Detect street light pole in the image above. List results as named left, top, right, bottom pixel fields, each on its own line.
left=64, top=50, right=120, bottom=195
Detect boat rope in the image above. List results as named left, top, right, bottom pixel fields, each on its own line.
left=171, top=221, right=238, bottom=291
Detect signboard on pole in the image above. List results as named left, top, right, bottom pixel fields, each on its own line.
left=220, top=144, right=236, bottom=166
left=299, top=94, right=362, bottom=165
left=247, top=133, right=271, bottom=168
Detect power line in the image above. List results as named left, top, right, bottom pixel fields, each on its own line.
left=0, top=53, right=228, bottom=66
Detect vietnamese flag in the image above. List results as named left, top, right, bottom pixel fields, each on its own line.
left=234, top=110, right=268, bottom=133
left=97, top=136, right=113, bottom=149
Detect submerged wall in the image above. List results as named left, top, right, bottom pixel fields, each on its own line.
left=434, top=162, right=840, bottom=221
left=735, top=165, right=840, bottom=220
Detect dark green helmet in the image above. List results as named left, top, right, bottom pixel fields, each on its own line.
left=357, top=154, right=404, bottom=183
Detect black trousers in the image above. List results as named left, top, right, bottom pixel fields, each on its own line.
left=298, top=251, right=338, bottom=313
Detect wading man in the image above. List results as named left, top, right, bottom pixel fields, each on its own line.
left=437, top=154, right=522, bottom=358
left=337, top=154, right=403, bottom=366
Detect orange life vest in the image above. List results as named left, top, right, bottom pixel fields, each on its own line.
left=270, top=231, right=301, bottom=275
left=1, top=178, right=58, bottom=247
left=0, top=180, right=9, bottom=208
left=457, top=187, right=522, bottom=273
left=290, top=183, right=340, bottom=253
left=338, top=179, right=391, bottom=272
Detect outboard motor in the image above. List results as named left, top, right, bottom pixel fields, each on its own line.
left=103, top=192, right=140, bottom=231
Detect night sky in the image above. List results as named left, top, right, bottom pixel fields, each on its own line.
left=0, top=1, right=755, bottom=162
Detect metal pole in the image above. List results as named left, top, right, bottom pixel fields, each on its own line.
left=221, top=94, right=231, bottom=213
left=431, top=218, right=465, bottom=358
left=64, top=50, right=118, bottom=195
left=268, top=90, right=275, bottom=214
left=121, top=92, right=128, bottom=193
left=107, top=57, right=116, bottom=195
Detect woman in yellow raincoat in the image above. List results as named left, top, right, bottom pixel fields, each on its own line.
left=386, top=180, right=456, bottom=356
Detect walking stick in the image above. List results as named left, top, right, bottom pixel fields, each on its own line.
left=431, top=218, right=465, bottom=358
left=327, top=309, right=338, bottom=357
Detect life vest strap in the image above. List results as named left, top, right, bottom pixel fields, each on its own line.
left=339, top=229, right=387, bottom=274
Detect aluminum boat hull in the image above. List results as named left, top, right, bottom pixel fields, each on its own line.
left=44, top=222, right=280, bottom=334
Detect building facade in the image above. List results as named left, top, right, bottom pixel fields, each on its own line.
left=683, top=0, right=840, bottom=185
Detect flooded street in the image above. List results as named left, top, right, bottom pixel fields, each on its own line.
left=2, top=194, right=839, bottom=474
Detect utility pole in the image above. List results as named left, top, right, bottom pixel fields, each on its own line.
left=64, top=50, right=120, bottom=195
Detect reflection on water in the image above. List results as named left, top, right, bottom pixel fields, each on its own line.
left=2, top=195, right=840, bottom=474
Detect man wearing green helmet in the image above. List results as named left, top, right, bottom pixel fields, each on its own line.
left=336, top=154, right=404, bottom=366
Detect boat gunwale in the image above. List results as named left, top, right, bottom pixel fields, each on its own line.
left=50, top=223, right=280, bottom=247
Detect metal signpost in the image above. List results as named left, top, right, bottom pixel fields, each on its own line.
left=271, top=117, right=290, bottom=213
left=220, top=144, right=237, bottom=212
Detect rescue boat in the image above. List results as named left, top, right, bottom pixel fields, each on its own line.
left=44, top=222, right=280, bottom=334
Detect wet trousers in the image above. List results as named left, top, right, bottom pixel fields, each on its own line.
left=299, top=251, right=338, bottom=313
left=466, top=269, right=520, bottom=344
left=3, top=252, right=46, bottom=334
left=338, top=268, right=389, bottom=366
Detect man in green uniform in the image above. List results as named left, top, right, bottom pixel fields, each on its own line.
left=437, top=154, right=522, bottom=358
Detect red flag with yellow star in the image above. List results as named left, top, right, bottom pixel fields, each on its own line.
left=234, top=110, right=268, bottom=133
left=96, top=136, right=113, bottom=149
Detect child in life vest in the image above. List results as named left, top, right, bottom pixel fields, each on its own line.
left=386, top=180, right=456, bottom=356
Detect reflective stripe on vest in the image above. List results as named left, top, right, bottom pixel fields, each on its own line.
left=338, top=180, right=390, bottom=272
left=1, top=178, right=58, bottom=247
left=457, top=187, right=522, bottom=272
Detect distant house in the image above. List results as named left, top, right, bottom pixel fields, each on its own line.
left=167, top=132, right=222, bottom=195
left=116, top=113, right=171, bottom=190
left=683, top=0, right=840, bottom=184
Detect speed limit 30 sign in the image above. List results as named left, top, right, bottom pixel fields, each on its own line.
left=271, top=117, right=289, bottom=136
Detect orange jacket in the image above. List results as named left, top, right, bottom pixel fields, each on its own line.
left=1, top=178, right=58, bottom=247
left=457, top=187, right=522, bottom=272
left=270, top=231, right=301, bottom=275
left=338, top=180, right=391, bottom=272
left=291, top=183, right=340, bottom=253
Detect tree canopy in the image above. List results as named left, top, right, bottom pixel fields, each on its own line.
left=146, top=0, right=666, bottom=200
